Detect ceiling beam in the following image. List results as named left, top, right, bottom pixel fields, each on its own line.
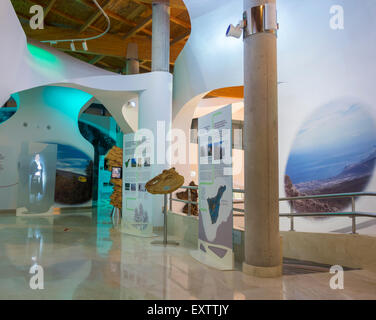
left=17, top=0, right=190, bottom=73
left=79, top=0, right=113, bottom=33
left=141, top=59, right=175, bottom=66
left=126, top=2, right=147, bottom=20
left=96, top=60, right=122, bottom=73
left=29, top=0, right=104, bottom=33
left=170, top=16, right=190, bottom=29
left=44, top=0, right=58, bottom=18
left=170, top=31, right=190, bottom=46
left=89, top=55, right=106, bottom=64
left=75, top=0, right=153, bottom=36
left=105, top=11, right=153, bottom=37
left=135, top=0, right=186, bottom=10
left=131, top=0, right=189, bottom=29
left=122, top=15, right=152, bottom=40
left=140, top=64, right=151, bottom=72
left=24, top=25, right=185, bottom=61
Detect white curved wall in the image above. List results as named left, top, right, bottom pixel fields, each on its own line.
left=174, top=0, right=376, bottom=234
left=172, top=0, right=243, bottom=187
left=0, top=0, right=27, bottom=106
left=173, top=0, right=243, bottom=119
left=0, top=2, right=137, bottom=132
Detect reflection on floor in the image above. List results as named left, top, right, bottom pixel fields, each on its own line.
left=282, top=258, right=358, bottom=276
left=0, top=205, right=375, bottom=300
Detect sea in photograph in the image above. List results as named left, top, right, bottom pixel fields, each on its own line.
left=54, top=144, right=93, bottom=205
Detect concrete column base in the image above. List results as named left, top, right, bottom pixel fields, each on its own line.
left=242, top=262, right=282, bottom=278
left=243, top=235, right=283, bottom=278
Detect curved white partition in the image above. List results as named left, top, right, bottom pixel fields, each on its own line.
left=173, top=0, right=243, bottom=119
left=0, top=86, right=95, bottom=210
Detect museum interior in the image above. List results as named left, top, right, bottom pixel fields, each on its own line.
left=0, top=0, right=375, bottom=300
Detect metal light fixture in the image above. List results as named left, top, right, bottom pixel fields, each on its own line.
left=226, top=3, right=279, bottom=39
left=41, top=1, right=110, bottom=50
left=226, top=21, right=245, bottom=38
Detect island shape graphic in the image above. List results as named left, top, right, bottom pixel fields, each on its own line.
left=206, top=185, right=226, bottom=224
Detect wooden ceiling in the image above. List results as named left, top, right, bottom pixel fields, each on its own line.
left=204, top=86, right=244, bottom=99
left=11, top=0, right=191, bottom=73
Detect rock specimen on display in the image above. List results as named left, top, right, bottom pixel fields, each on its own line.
left=146, top=167, right=184, bottom=195
left=105, top=146, right=123, bottom=209
left=176, top=181, right=198, bottom=216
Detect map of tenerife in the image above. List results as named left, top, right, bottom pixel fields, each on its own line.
left=207, top=185, right=226, bottom=224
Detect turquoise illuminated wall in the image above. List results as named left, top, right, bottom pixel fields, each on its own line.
left=0, top=86, right=94, bottom=210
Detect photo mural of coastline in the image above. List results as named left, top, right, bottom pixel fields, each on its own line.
left=54, top=144, right=93, bottom=205
left=0, top=110, right=16, bottom=125
left=0, top=106, right=118, bottom=207
left=285, top=100, right=376, bottom=213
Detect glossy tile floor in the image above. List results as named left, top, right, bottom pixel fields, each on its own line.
left=0, top=204, right=375, bottom=300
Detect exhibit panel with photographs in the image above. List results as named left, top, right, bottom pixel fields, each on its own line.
left=191, top=105, right=234, bottom=270
left=122, top=133, right=153, bottom=237
left=16, top=142, right=57, bottom=215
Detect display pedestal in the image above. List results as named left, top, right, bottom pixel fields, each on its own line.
left=151, top=194, right=179, bottom=246
left=191, top=239, right=234, bottom=271
left=190, top=250, right=234, bottom=271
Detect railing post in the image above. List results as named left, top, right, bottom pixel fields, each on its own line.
left=290, top=202, right=295, bottom=232
left=188, top=188, right=192, bottom=216
left=169, top=192, right=172, bottom=212
left=351, top=196, right=357, bottom=234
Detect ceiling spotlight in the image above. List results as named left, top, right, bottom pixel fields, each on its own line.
left=226, top=20, right=245, bottom=38
left=127, top=101, right=137, bottom=108
left=70, top=41, right=76, bottom=51
left=82, top=41, right=88, bottom=51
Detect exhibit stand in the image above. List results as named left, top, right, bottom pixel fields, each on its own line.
left=146, top=167, right=184, bottom=246
left=190, top=105, right=235, bottom=270
left=121, top=133, right=156, bottom=237
left=150, top=193, right=179, bottom=246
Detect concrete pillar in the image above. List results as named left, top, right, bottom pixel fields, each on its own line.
left=242, top=0, right=282, bottom=277
left=141, top=0, right=171, bottom=227
left=152, top=0, right=170, bottom=72
left=139, top=72, right=173, bottom=226
left=125, top=43, right=139, bottom=75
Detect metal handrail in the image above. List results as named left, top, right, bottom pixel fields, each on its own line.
left=279, top=212, right=376, bottom=218
left=280, top=192, right=376, bottom=201
left=279, top=192, right=376, bottom=234
left=169, top=185, right=198, bottom=216
left=169, top=186, right=376, bottom=234
left=179, top=185, right=198, bottom=190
